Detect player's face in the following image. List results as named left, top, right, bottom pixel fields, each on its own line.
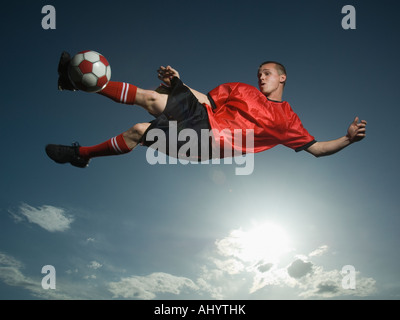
left=257, top=63, right=285, bottom=96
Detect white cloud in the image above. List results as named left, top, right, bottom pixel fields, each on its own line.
left=88, top=261, right=102, bottom=270
left=287, top=259, right=314, bottom=278
left=10, top=203, right=74, bottom=232
left=0, top=252, right=22, bottom=269
left=108, top=272, right=199, bottom=299
left=297, top=267, right=377, bottom=298
left=65, top=269, right=78, bottom=275
left=195, top=266, right=225, bottom=299
left=0, top=222, right=377, bottom=300
left=309, top=245, right=329, bottom=257
left=196, top=225, right=376, bottom=299
left=0, top=252, right=71, bottom=299
left=210, top=257, right=245, bottom=275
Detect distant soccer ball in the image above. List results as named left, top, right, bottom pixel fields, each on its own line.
left=68, top=50, right=111, bottom=93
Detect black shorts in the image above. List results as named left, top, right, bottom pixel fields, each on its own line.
left=141, top=77, right=212, bottom=160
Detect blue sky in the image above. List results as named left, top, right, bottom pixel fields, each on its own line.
left=0, top=0, right=399, bottom=300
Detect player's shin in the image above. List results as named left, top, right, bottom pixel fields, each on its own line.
left=98, top=81, right=137, bottom=105
left=79, top=133, right=133, bottom=159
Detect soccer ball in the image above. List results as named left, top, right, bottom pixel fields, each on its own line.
left=68, top=50, right=111, bottom=92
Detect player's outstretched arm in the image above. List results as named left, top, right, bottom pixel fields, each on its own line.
left=157, top=66, right=211, bottom=105
left=306, top=117, right=367, bottom=157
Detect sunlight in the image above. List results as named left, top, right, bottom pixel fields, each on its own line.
left=217, top=222, right=292, bottom=266
left=239, top=222, right=291, bottom=264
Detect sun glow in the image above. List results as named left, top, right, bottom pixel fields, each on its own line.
left=217, top=222, right=292, bottom=266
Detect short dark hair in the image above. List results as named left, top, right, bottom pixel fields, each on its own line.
left=258, top=61, right=287, bottom=86
left=258, top=61, right=287, bottom=76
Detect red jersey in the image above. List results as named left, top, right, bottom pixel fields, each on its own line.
left=204, top=82, right=316, bottom=154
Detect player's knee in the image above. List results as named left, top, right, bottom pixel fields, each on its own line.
left=134, top=123, right=151, bottom=136
left=124, top=123, right=150, bottom=143
left=144, top=90, right=167, bottom=115
left=135, top=89, right=166, bottom=115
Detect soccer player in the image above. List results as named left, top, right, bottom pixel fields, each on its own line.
left=46, top=52, right=367, bottom=168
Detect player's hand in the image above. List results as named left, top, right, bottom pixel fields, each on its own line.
left=157, top=66, right=180, bottom=86
left=347, top=116, right=367, bottom=142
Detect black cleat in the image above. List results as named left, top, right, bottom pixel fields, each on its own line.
left=57, top=51, right=77, bottom=91
left=45, top=143, right=89, bottom=168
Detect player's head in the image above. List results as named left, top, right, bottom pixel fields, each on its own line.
left=257, top=61, right=287, bottom=98
left=258, top=61, right=287, bottom=81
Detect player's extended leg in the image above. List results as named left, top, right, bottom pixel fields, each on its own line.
left=58, top=51, right=168, bottom=115
left=50, top=52, right=165, bottom=167
left=45, top=122, right=151, bottom=168
left=98, top=82, right=168, bottom=116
